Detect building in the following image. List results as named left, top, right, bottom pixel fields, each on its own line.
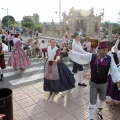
left=61, top=7, right=101, bottom=37
left=26, top=14, right=39, bottom=24
left=33, top=14, right=39, bottom=24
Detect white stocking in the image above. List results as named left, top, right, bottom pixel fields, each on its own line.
left=77, top=71, right=83, bottom=84
left=89, top=104, right=96, bottom=120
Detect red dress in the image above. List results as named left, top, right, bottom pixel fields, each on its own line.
left=0, top=43, right=6, bottom=69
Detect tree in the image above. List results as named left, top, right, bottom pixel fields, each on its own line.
left=103, top=21, right=110, bottom=28
left=21, top=16, right=34, bottom=29
left=34, top=23, right=42, bottom=33
left=112, top=27, right=120, bottom=34
left=2, top=15, right=15, bottom=27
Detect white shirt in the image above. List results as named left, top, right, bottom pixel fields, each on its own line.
left=73, top=44, right=88, bottom=54
left=2, top=43, right=8, bottom=52
left=82, top=41, right=91, bottom=51
left=69, top=50, right=120, bottom=83
left=40, top=43, right=47, bottom=49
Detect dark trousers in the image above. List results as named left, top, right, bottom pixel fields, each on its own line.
left=9, top=40, right=14, bottom=51
left=72, top=62, right=83, bottom=73
left=112, top=52, right=119, bottom=65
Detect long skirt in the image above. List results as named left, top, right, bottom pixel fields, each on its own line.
left=107, top=75, right=120, bottom=101
left=8, top=47, right=31, bottom=68
left=44, top=62, right=75, bottom=92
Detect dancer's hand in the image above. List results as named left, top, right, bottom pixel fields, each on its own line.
left=54, top=60, right=57, bottom=64
left=0, top=114, right=5, bottom=120
left=1, top=50, right=4, bottom=54
left=114, top=46, right=118, bottom=53
left=116, top=82, right=120, bottom=90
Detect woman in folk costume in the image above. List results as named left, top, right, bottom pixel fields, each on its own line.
left=44, top=39, right=75, bottom=95
left=8, top=34, right=31, bottom=71
left=112, top=32, right=120, bottom=65
left=72, top=32, right=88, bottom=86
left=106, top=46, right=120, bottom=104
left=0, top=40, right=8, bottom=81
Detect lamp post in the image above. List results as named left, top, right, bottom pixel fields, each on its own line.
left=1, top=8, right=9, bottom=29
left=100, top=8, right=104, bottom=27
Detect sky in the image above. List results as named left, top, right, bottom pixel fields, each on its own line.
left=0, top=0, right=120, bottom=23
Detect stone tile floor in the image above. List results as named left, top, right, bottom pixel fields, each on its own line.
left=13, top=78, right=120, bottom=120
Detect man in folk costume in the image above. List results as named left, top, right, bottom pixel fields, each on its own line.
left=0, top=39, right=8, bottom=81
left=72, top=32, right=88, bottom=86
left=69, top=41, right=120, bottom=120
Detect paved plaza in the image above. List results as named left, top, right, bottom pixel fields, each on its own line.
left=0, top=37, right=120, bottom=120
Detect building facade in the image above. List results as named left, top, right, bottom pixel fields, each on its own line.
left=26, top=14, right=39, bottom=24
left=62, top=7, right=101, bottom=37
left=33, top=14, right=39, bottom=24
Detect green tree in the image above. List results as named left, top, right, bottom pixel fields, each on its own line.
left=34, top=23, right=42, bottom=33
left=103, top=21, right=110, bottom=28
left=2, top=15, right=15, bottom=27
left=21, top=16, right=34, bottom=29
left=112, top=27, right=120, bottom=34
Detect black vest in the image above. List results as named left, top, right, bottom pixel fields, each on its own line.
left=118, top=41, right=120, bottom=50
left=90, top=54, right=111, bottom=84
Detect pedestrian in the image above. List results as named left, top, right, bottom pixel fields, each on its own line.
left=35, top=30, right=38, bottom=37
left=72, top=32, right=87, bottom=86
left=69, top=41, right=120, bottom=120
left=0, top=39, right=8, bottom=81
left=44, top=39, right=75, bottom=95
left=8, top=31, right=14, bottom=52
left=82, top=36, right=91, bottom=52
left=8, top=33, right=31, bottom=71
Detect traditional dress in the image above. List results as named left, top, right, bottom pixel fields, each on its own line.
left=0, top=42, right=8, bottom=80
left=107, top=50, right=120, bottom=104
left=8, top=38, right=31, bottom=69
left=69, top=41, right=120, bottom=120
left=44, top=46, right=75, bottom=92
left=112, top=38, right=120, bottom=65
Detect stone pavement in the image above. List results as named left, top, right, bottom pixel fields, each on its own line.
left=12, top=78, right=120, bottom=120
left=1, top=40, right=120, bottom=120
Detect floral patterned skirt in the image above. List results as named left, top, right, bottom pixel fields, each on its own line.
left=8, top=48, right=31, bottom=68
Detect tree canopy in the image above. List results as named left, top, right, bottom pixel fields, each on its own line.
left=21, top=16, right=34, bottom=29
left=2, top=15, right=15, bottom=27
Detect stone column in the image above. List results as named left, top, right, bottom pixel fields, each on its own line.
left=42, top=22, right=47, bottom=35
left=108, top=24, right=113, bottom=41
left=51, top=21, right=54, bottom=35
left=60, top=22, right=63, bottom=36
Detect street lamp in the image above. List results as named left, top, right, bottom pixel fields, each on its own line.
left=55, top=0, right=61, bottom=39
left=1, top=8, right=9, bottom=28
left=100, top=8, right=104, bottom=27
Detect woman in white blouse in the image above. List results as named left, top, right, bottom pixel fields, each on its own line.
left=82, top=36, right=91, bottom=52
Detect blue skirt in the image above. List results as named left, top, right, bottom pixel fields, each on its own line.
left=107, top=75, right=120, bottom=101
left=44, top=62, right=75, bottom=92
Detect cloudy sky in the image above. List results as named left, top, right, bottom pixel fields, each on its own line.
left=0, top=0, right=120, bottom=23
